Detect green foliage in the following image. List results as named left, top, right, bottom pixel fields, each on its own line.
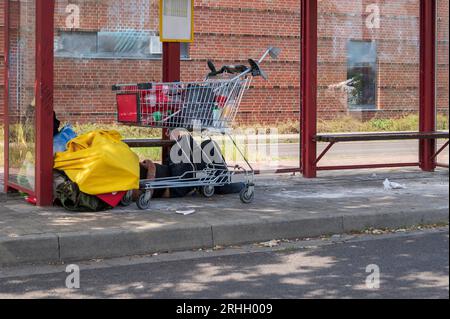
left=71, top=123, right=161, bottom=139
left=237, top=114, right=448, bottom=134
left=318, top=114, right=448, bottom=134
left=370, top=118, right=395, bottom=131
left=70, top=123, right=162, bottom=161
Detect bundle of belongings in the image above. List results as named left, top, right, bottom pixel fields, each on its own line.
left=53, top=130, right=140, bottom=212
left=53, top=129, right=243, bottom=212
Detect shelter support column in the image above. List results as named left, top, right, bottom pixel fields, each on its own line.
left=301, top=0, right=318, bottom=178
left=162, top=42, right=181, bottom=162
left=419, top=0, right=437, bottom=172
left=35, top=0, right=55, bottom=206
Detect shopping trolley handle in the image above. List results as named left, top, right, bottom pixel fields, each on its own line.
left=207, top=61, right=249, bottom=77
left=248, top=59, right=268, bottom=80
left=207, top=47, right=281, bottom=80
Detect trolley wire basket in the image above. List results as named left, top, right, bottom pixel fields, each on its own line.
left=113, top=76, right=251, bottom=131
left=113, top=47, right=281, bottom=209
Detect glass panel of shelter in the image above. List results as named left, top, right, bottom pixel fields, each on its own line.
left=317, top=0, right=421, bottom=167
left=436, top=0, right=449, bottom=166
left=7, top=0, right=37, bottom=191
left=53, top=0, right=302, bottom=173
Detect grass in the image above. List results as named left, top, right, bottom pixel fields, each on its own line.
left=72, top=123, right=161, bottom=139
left=0, top=123, right=162, bottom=164
left=321, top=114, right=448, bottom=133
left=71, top=123, right=162, bottom=161
left=234, top=114, right=448, bottom=135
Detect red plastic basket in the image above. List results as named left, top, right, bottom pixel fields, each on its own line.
left=117, top=93, right=140, bottom=123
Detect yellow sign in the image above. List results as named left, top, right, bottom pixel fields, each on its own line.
left=160, top=0, right=194, bottom=43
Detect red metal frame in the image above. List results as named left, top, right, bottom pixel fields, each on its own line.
left=300, top=0, right=318, bottom=178
left=162, top=42, right=181, bottom=162
left=315, top=142, right=335, bottom=166
left=3, top=0, right=55, bottom=205
left=8, top=181, right=36, bottom=197
left=35, top=0, right=55, bottom=206
left=2, top=0, right=445, bottom=205
left=419, top=0, right=437, bottom=172
left=318, top=163, right=420, bottom=171
left=299, top=0, right=443, bottom=177
left=162, top=42, right=181, bottom=83
left=3, top=0, right=10, bottom=193
left=432, top=141, right=449, bottom=161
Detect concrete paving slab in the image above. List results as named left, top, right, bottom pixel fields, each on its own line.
left=58, top=224, right=214, bottom=262
left=0, top=168, right=448, bottom=266
left=211, top=216, right=344, bottom=246
left=0, top=234, right=59, bottom=266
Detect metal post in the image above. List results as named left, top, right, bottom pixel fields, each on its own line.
left=162, top=42, right=181, bottom=162
left=35, top=0, right=55, bottom=206
left=163, top=42, right=181, bottom=82
left=419, top=0, right=437, bottom=172
left=301, top=0, right=318, bottom=178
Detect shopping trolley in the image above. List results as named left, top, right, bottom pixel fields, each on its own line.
left=112, top=47, right=281, bottom=210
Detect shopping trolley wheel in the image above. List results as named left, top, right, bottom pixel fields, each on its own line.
left=201, top=186, right=215, bottom=198
left=240, top=186, right=254, bottom=204
left=137, top=191, right=152, bottom=210
left=120, top=191, right=134, bottom=207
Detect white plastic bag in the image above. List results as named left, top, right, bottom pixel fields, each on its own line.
left=383, top=179, right=406, bottom=191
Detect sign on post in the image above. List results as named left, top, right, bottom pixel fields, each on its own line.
left=160, top=0, right=194, bottom=42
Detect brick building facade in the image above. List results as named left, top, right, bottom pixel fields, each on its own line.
left=0, top=0, right=448, bottom=125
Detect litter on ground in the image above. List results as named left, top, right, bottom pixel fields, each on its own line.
left=176, top=209, right=196, bottom=216
left=383, top=179, right=407, bottom=191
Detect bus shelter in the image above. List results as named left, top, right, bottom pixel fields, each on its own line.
left=1, top=0, right=448, bottom=206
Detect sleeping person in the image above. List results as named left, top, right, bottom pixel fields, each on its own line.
left=136, top=138, right=244, bottom=199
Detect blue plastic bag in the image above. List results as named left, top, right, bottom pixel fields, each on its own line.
left=54, top=125, right=77, bottom=155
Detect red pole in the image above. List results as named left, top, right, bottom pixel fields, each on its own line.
left=163, top=42, right=181, bottom=83
left=162, top=42, right=181, bottom=162
left=35, top=0, right=55, bottom=206
left=3, top=0, right=10, bottom=193
left=419, top=0, right=437, bottom=172
left=301, top=0, right=318, bottom=178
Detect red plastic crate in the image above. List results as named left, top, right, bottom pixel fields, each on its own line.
left=117, top=93, right=140, bottom=123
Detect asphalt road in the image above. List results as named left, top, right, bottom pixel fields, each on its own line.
left=0, top=228, right=448, bottom=299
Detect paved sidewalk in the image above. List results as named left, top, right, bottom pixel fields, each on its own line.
left=0, top=168, right=448, bottom=266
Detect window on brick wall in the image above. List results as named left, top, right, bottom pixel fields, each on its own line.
left=347, top=40, right=377, bottom=110
left=55, top=30, right=189, bottom=59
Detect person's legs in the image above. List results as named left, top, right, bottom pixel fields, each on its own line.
left=138, top=161, right=171, bottom=199
left=169, top=163, right=196, bottom=198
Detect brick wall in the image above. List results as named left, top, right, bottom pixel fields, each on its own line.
left=1, top=0, right=37, bottom=126
left=0, top=0, right=448, bottom=125
left=437, top=0, right=449, bottom=119
left=318, top=0, right=448, bottom=121
left=51, top=0, right=301, bottom=124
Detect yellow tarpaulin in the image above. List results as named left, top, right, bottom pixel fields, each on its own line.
left=54, top=130, right=139, bottom=195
